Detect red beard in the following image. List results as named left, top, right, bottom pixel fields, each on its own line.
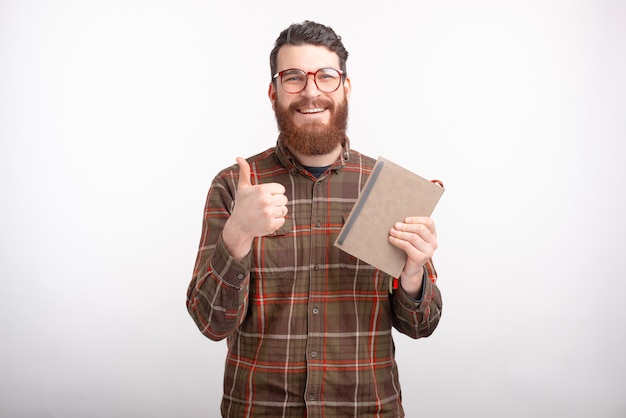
left=274, top=97, right=348, bottom=156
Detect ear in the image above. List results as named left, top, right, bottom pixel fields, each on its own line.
left=268, top=82, right=277, bottom=111
left=343, top=76, right=352, bottom=101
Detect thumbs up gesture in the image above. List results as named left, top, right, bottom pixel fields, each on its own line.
left=222, top=157, right=289, bottom=260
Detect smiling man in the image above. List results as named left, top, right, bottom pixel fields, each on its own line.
left=187, top=21, right=443, bottom=418
left=271, top=43, right=350, bottom=161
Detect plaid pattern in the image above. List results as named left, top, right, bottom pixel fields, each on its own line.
left=187, top=139, right=442, bottom=418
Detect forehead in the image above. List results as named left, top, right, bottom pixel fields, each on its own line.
left=276, top=44, right=341, bottom=71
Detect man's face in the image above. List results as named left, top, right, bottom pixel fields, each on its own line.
left=269, top=44, right=351, bottom=156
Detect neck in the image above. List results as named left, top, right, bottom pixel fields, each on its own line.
left=289, top=144, right=343, bottom=167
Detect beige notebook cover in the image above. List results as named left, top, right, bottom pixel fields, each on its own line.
left=334, top=157, right=444, bottom=278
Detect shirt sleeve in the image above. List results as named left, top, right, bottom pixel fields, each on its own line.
left=390, top=258, right=443, bottom=339
left=186, top=168, right=252, bottom=341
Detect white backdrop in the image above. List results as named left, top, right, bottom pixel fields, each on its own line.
left=1, top=1, right=625, bottom=417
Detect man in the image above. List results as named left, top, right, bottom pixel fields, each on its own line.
left=187, top=20, right=442, bottom=417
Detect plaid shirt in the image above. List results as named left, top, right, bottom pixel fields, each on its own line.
left=187, top=138, right=442, bottom=418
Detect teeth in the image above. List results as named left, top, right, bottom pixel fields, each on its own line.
left=299, top=108, right=325, bottom=114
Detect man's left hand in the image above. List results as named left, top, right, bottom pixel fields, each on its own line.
left=389, top=217, right=438, bottom=298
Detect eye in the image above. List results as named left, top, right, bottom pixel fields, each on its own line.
left=282, top=70, right=305, bottom=83
left=317, top=69, right=340, bottom=80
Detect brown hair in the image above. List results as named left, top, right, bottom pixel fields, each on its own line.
left=269, top=20, right=349, bottom=82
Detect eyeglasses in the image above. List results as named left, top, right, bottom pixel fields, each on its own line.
left=272, top=68, right=344, bottom=94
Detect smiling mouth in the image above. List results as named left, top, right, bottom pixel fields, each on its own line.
left=298, top=107, right=326, bottom=114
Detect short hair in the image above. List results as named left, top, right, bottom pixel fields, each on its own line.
left=269, top=20, right=349, bottom=82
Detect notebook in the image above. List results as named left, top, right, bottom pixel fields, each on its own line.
left=334, top=156, right=444, bottom=278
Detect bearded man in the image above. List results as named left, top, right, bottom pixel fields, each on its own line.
left=187, top=20, right=443, bottom=418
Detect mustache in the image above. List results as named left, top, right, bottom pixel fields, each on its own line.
left=288, top=98, right=334, bottom=112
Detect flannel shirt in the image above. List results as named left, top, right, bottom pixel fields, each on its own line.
left=187, top=138, right=442, bottom=418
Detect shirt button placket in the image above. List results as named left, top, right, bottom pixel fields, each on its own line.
left=306, top=181, right=325, bottom=417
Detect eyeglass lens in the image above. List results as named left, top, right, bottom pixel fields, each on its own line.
left=281, top=68, right=341, bottom=93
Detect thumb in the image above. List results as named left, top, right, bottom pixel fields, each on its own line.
left=236, top=157, right=253, bottom=188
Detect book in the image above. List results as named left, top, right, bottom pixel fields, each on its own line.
left=334, top=156, right=444, bottom=278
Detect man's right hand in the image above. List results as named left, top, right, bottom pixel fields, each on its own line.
left=222, top=157, right=289, bottom=261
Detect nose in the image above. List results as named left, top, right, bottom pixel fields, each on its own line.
left=300, top=73, right=321, bottom=98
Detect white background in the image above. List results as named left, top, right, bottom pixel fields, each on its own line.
left=1, top=1, right=625, bottom=417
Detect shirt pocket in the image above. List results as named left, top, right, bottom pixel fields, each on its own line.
left=252, top=217, right=296, bottom=271
left=267, top=216, right=293, bottom=237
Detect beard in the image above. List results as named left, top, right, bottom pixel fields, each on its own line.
left=274, top=97, right=348, bottom=156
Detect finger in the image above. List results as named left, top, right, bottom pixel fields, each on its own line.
left=391, top=223, right=437, bottom=249
left=236, top=157, right=252, bottom=188
left=389, top=230, right=436, bottom=260
left=261, top=182, right=287, bottom=196
left=273, top=205, right=288, bottom=218
left=279, top=205, right=286, bottom=217
left=390, top=222, right=437, bottom=248
left=403, top=217, right=436, bottom=235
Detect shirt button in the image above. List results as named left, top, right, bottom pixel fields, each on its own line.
left=313, top=265, right=319, bottom=271
left=315, top=221, right=321, bottom=228
left=309, top=394, right=315, bottom=401
left=237, top=273, right=245, bottom=280
left=310, top=351, right=318, bottom=358
left=312, top=307, right=319, bottom=315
